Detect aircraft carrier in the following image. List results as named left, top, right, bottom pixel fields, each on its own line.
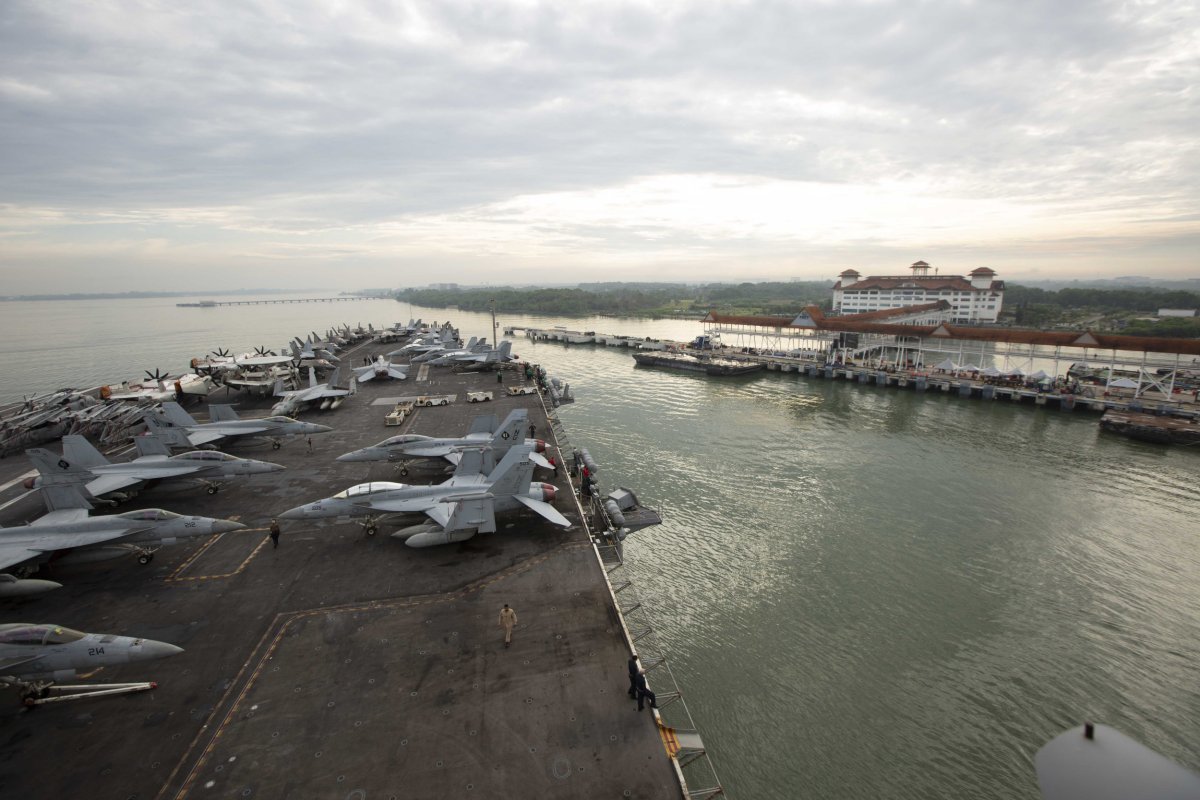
left=0, top=335, right=688, bottom=798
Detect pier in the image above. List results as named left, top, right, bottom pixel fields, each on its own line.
left=505, top=320, right=1200, bottom=421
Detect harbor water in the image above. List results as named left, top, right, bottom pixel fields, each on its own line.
left=2, top=297, right=1198, bottom=799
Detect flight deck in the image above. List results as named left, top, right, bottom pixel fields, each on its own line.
left=0, top=340, right=683, bottom=799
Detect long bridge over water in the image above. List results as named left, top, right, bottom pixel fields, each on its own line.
left=177, top=296, right=385, bottom=307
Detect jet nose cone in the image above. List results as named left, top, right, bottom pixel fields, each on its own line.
left=278, top=506, right=305, bottom=520
left=213, top=520, right=247, bottom=534
left=336, top=450, right=367, bottom=462
left=309, top=424, right=334, bottom=434
left=136, top=640, right=184, bottom=661
left=262, top=462, right=286, bottom=472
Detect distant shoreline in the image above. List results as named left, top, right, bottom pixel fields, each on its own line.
left=0, top=290, right=361, bottom=302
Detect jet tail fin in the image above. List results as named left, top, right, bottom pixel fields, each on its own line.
left=133, top=433, right=172, bottom=458
left=308, top=367, right=318, bottom=389
left=452, top=446, right=488, bottom=477
left=160, top=401, right=198, bottom=427
left=208, top=405, right=241, bottom=422
left=142, top=416, right=192, bottom=449
left=26, top=448, right=89, bottom=483
left=485, top=443, right=536, bottom=498
left=468, top=413, right=499, bottom=436
left=446, top=495, right=496, bottom=534
left=492, top=409, right=528, bottom=449
left=61, top=435, right=111, bottom=469
left=41, top=483, right=93, bottom=512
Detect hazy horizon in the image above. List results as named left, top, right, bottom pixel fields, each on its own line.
left=2, top=1, right=1198, bottom=293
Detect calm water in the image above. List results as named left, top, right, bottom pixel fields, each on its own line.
left=2, top=298, right=1198, bottom=798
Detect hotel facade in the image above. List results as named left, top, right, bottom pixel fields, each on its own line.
left=832, top=262, right=1004, bottom=324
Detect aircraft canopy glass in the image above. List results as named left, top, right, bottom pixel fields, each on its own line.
left=379, top=435, right=428, bottom=446
left=117, top=509, right=182, bottom=521
left=176, top=451, right=237, bottom=462
left=0, top=625, right=87, bottom=645
left=333, top=482, right=406, bottom=499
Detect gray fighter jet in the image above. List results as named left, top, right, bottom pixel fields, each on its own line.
left=336, top=408, right=550, bottom=472
left=148, top=402, right=333, bottom=449
left=352, top=355, right=408, bottom=383
left=0, top=623, right=183, bottom=705
left=271, top=367, right=353, bottom=415
left=428, top=340, right=517, bottom=368
left=25, top=434, right=284, bottom=499
left=280, top=443, right=569, bottom=547
left=0, top=484, right=245, bottom=585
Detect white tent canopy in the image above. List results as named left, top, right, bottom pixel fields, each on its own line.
left=1005, top=367, right=1025, bottom=376
left=1029, top=370, right=1049, bottom=380
left=981, top=366, right=1002, bottom=377
left=934, top=358, right=958, bottom=371
left=1109, top=378, right=1140, bottom=389
left=960, top=363, right=981, bottom=373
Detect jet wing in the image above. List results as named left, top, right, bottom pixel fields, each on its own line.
left=189, top=423, right=274, bottom=446
left=530, top=452, right=552, bottom=469
left=30, top=509, right=90, bottom=526
left=86, top=464, right=198, bottom=496
left=85, top=474, right=146, bottom=496
left=402, top=444, right=453, bottom=458
left=188, top=430, right=229, bottom=447
left=353, top=368, right=377, bottom=383
left=426, top=496, right=495, bottom=533
left=366, top=496, right=438, bottom=513
left=512, top=495, right=571, bottom=527
left=0, top=528, right=138, bottom=571
left=386, top=367, right=408, bottom=380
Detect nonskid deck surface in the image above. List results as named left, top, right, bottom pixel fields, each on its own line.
left=0, top=344, right=679, bottom=799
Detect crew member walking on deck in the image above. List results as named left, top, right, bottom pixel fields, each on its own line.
left=528, top=423, right=537, bottom=439
left=627, top=653, right=640, bottom=699
left=498, top=603, right=518, bottom=648
left=635, top=669, right=657, bottom=711
left=268, top=519, right=281, bottom=548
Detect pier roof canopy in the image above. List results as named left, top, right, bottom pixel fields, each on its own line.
left=701, top=310, right=1200, bottom=356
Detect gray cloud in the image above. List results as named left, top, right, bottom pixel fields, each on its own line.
left=1, top=0, right=1197, bottom=292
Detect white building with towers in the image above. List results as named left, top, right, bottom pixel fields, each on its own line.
left=832, top=261, right=1005, bottom=324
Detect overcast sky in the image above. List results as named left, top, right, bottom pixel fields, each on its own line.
left=2, top=0, right=1197, bottom=293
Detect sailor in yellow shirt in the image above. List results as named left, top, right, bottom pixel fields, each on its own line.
left=498, top=604, right=518, bottom=648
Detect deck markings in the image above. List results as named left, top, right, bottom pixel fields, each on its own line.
left=658, top=722, right=681, bottom=758
left=164, top=539, right=589, bottom=800
left=165, top=530, right=269, bottom=583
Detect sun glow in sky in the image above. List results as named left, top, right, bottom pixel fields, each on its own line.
left=1, top=0, right=1198, bottom=292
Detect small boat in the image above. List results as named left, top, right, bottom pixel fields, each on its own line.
left=1099, top=410, right=1200, bottom=446
left=632, top=351, right=763, bottom=376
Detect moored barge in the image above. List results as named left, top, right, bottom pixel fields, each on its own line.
left=1099, top=409, right=1200, bottom=446
left=633, top=350, right=764, bottom=376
